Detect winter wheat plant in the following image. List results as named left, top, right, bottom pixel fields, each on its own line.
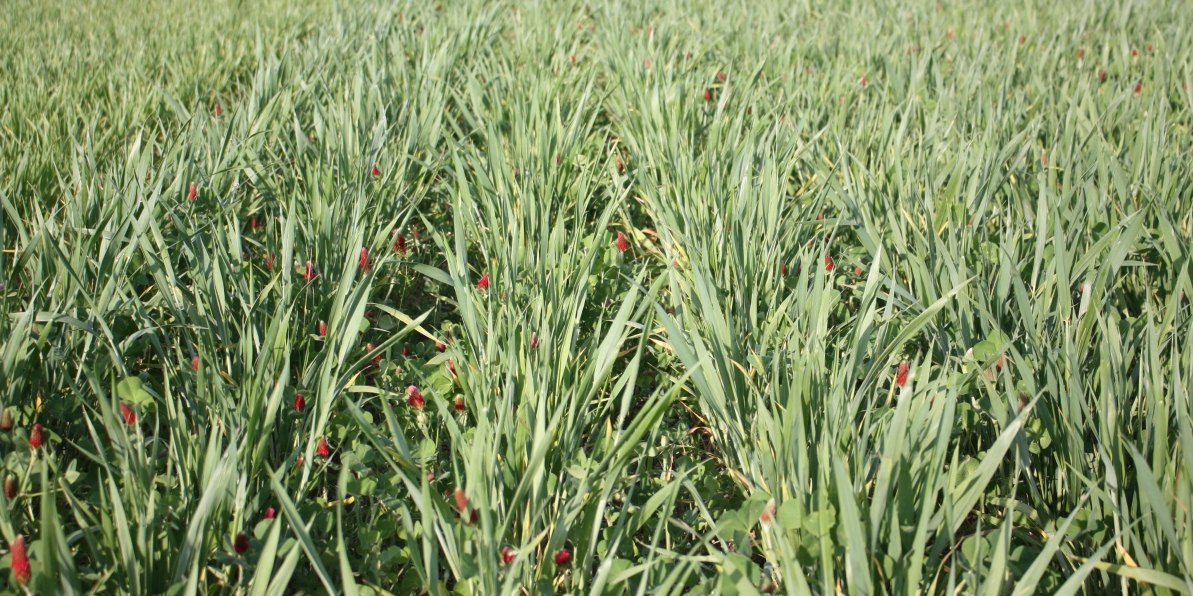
left=1, top=0, right=1192, bottom=593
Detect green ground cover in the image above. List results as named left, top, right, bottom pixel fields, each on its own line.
left=1, top=0, right=1192, bottom=593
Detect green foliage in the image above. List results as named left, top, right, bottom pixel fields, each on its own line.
left=1, top=0, right=1192, bottom=593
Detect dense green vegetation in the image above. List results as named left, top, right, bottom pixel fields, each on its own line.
left=2, top=0, right=1192, bottom=593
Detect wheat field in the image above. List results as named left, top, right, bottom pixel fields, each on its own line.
left=1, top=0, right=1192, bottom=593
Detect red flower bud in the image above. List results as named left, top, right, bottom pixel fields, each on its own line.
left=703, top=88, right=712, bottom=101
left=530, top=332, right=539, bottom=349
left=717, top=71, right=726, bottom=81
left=372, top=165, right=381, bottom=177
left=304, top=261, right=316, bottom=281
left=407, top=385, right=425, bottom=410
left=402, top=345, right=410, bottom=356
left=554, top=548, right=571, bottom=566
left=1135, top=81, right=1142, bottom=93
left=825, top=255, right=835, bottom=272
left=1099, top=71, right=1107, bottom=82
left=317, top=437, right=331, bottom=458
left=11, top=535, right=30, bottom=585
left=1132, top=47, right=1138, bottom=57
left=895, top=361, right=909, bottom=387
left=266, top=253, right=275, bottom=270
left=214, top=103, right=222, bottom=115
left=234, top=532, right=249, bottom=554
left=781, top=263, right=788, bottom=276
left=318, top=321, right=327, bottom=337
left=454, top=487, right=467, bottom=512
left=1078, top=47, right=1084, bottom=59
left=448, top=360, right=456, bottom=377
left=616, top=231, right=629, bottom=252
left=360, top=247, right=370, bottom=270
left=454, top=396, right=465, bottom=412
left=436, top=341, right=447, bottom=353
left=294, top=393, right=306, bottom=412
left=188, top=182, right=197, bottom=201
left=368, top=343, right=381, bottom=365
left=4, top=475, right=16, bottom=499
left=120, top=402, right=136, bottom=425
left=394, top=233, right=407, bottom=255
left=265, top=507, right=276, bottom=519
left=192, top=356, right=200, bottom=371
left=477, top=273, right=490, bottom=290
left=501, top=546, right=517, bottom=564
left=1019, top=35, right=1025, bottom=45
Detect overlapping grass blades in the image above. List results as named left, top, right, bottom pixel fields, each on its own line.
left=1, top=0, right=1192, bottom=593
